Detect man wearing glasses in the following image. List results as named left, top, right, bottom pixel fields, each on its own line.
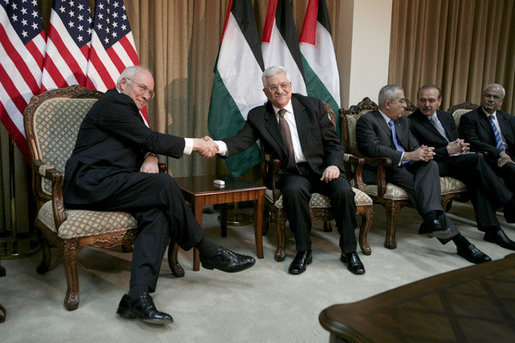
left=63, top=66, right=255, bottom=325
left=215, top=65, right=365, bottom=276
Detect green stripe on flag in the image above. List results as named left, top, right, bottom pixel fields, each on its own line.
left=301, top=56, right=341, bottom=136
left=208, top=70, right=261, bottom=177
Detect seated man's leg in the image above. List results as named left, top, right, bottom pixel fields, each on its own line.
left=279, top=173, right=313, bottom=252
left=497, top=162, right=515, bottom=194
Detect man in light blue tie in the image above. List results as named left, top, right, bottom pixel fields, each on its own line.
left=459, top=84, right=515, bottom=193
left=356, top=84, right=491, bottom=264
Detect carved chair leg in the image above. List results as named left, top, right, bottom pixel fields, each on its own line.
left=36, top=238, right=51, bottom=274
left=274, top=210, right=287, bottom=262
left=262, top=209, right=271, bottom=236
left=168, top=243, right=184, bottom=278
left=0, top=262, right=5, bottom=277
left=358, top=206, right=374, bottom=255
left=384, top=202, right=401, bottom=250
left=63, top=239, right=80, bottom=311
left=323, top=219, right=333, bottom=232
left=121, top=245, right=133, bottom=253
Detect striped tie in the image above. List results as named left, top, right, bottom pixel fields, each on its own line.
left=489, top=115, right=505, bottom=151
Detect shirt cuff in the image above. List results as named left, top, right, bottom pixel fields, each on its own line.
left=399, top=152, right=405, bottom=166
left=184, top=138, right=194, bottom=155
left=215, top=140, right=228, bottom=156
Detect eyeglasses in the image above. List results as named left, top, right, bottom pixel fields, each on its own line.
left=265, top=81, right=291, bottom=93
left=126, top=77, right=154, bottom=98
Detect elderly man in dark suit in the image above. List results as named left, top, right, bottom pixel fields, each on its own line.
left=459, top=84, right=515, bottom=192
left=215, top=65, right=364, bottom=275
left=63, top=66, right=255, bottom=325
left=409, top=85, right=515, bottom=250
left=356, top=84, right=490, bottom=264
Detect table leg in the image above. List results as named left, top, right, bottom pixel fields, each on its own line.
left=193, top=200, right=203, bottom=271
left=254, top=192, right=264, bottom=259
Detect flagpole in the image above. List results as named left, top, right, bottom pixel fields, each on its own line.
left=0, top=137, right=39, bottom=262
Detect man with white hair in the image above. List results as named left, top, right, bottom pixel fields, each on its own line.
left=215, top=66, right=365, bottom=275
left=64, top=66, right=255, bottom=325
left=459, top=83, right=515, bottom=193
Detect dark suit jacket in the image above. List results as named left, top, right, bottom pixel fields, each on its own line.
left=63, top=89, right=185, bottom=206
left=409, top=109, right=458, bottom=162
left=222, top=93, right=344, bottom=176
left=459, top=107, right=515, bottom=162
left=356, top=110, right=420, bottom=167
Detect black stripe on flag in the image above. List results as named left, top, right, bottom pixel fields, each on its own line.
left=231, top=0, right=264, bottom=70
left=275, top=0, right=305, bottom=77
left=318, top=0, right=332, bottom=35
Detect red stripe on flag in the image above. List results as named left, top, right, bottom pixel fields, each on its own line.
left=0, top=101, right=30, bottom=164
left=87, top=49, right=114, bottom=89
left=47, top=23, right=86, bottom=85
left=25, top=35, right=45, bottom=70
left=0, top=63, right=30, bottom=116
left=106, top=47, right=125, bottom=74
left=119, top=36, right=140, bottom=65
left=262, top=0, right=278, bottom=43
left=221, top=0, right=234, bottom=43
left=299, top=0, right=318, bottom=45
left=0, top=25, right=40, bottom=95
left=42, top=56, right=68, bottom=89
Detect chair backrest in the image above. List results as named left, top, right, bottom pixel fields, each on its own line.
left=340, top=97, right=378, bottom=155
left=24, top=86, right=103, bottom=201
left=447, top=101, right=479, bottom=128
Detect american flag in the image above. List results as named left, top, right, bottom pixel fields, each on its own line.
left=0, top=0, right=46, bottom=163
left=86, top=0, right=148, bottom=125
left=41, top=0, right=92, bottom=91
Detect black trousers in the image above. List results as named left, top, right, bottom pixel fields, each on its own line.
left=488, top=159, right=515, bottom=195
left=277, top=164, right=357, bottom=253
left=441, top=153, right=512, bottom=229
left=72, top=172, right=204, bottom=293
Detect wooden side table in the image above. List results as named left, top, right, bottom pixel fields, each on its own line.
left=174, top=175, right=265, bottom=271
left=319, top=254, right=515, bottom=342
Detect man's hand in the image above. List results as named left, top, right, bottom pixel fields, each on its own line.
left=446, top=139, right=469, bottom=155
left=193, top=136, right=218, bottom=158
left=405, top=145, right=435, bottom=162
left=321, top=165, right=340, bottom=183
left=498, top=151, right=514, bottom=167
left=140, top=154, right=159, bottom=173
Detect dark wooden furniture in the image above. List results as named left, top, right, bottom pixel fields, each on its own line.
left=0, top=262, right=4, bottom=322
left=320, top=254, right=515, bottom=342
left=23, top=86, right=181, bottom=310
left=174, top=175, right=265, bottom=271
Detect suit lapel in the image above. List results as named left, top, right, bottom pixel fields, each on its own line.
left=497, top=112, right=514, bottom=144
left=292, top=97, right=309, bottom=152
left=395, top=119, right=410, bottom=149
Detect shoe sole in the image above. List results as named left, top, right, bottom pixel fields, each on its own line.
left=117, top=309, right=173, bottom=324
left=427, top=229, right=453, bottom=240
left=201, top=261, right=256, bottom=273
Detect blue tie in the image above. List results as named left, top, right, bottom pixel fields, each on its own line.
left=388, top=120, right=404, bottom=152
left=489, top=115, right=505, bottom=151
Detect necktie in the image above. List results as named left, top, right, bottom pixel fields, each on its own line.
left=388, top=120, right=404, bottom=152
left=278, top=109, right=297, bottom=170
left=429, top=115, right=449, bottom=142
left=489, top=115, right=505, bottom=151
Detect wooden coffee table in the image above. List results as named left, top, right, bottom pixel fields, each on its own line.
left=319, top=254, right=515, bottom=342
left=173, top=175, right=265, bottom=271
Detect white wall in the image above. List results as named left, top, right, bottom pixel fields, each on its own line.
left=338, top=0, right=392, bottom=108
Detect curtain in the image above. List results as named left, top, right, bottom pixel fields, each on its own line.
left=389, top=0, right=514, bottom=113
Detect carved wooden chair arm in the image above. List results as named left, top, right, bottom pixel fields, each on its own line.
left=37, top=164, right=68, bottom=231
left=343, top=153, right=366, bottom=192
left=261, top=153, right=282, bottom=201
left=361, top=155, right=392, bottom=197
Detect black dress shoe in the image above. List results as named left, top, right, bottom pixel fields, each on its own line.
left=484, top=228, right=515, bottom=250
left=288, top=250, right=312, bottom=275
left=340, top=252, right=365, bottom=275
left=200, top=247, right=255, bottom=273
left=117, top=293, right=174, bottom=324
left=420, top=218, right=453, bottom=239
left=457, top=244, right=491, bottom=264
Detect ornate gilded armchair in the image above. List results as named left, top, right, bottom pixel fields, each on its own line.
left=24, top=85, right=181, bottom=311
left=262, top=103, right=374, bottom=261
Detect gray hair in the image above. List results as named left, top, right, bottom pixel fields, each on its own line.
left=378, top=84, right=403, bottom=107
left=262, top=66, right=290, bottom=88
left=116, top=65, right=151, bottom=86
left=483, top=83, right=505, bottom=98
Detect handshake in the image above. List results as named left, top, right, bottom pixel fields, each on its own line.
left=193, top=136, right=219, bottom=158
